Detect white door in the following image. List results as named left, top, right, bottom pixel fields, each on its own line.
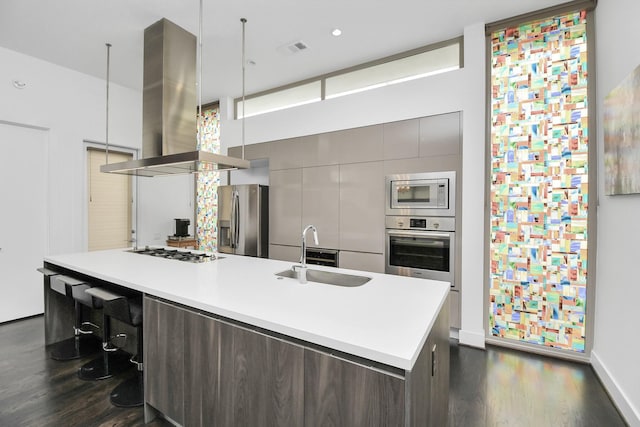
left=0, top=123, right=47, bottom=323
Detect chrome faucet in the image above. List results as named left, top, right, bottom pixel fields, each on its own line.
left=293, top=225, right=319, bottom=283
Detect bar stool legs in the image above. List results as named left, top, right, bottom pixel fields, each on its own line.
left=49, top=276, right=101, bottom=361
left=77, top=310, right=132, bottom=381
left=110, top=324, right=144, bottom=407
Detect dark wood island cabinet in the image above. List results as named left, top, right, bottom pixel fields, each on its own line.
left=143, top=295, right=449, bottom=427
left=42, top=250, right=450, bottom=427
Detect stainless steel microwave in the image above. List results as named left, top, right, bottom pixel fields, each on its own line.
left=385, top=171, right=456, bottom=217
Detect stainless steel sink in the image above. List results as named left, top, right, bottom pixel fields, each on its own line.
left=275, top=268, right=371, bottom=287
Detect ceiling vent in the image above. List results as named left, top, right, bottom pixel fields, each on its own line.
left=277, top=40, right=309, bottom=56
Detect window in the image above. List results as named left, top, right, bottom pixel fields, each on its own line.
left=237, top=81, right=321, bottom=119
left=489, top=11, right=590, bottom=353
left=325, top=43, right=459, bottom=99
left=235, top=37, right=462, bottom=119
left=196, top=103, right=221, bottom=251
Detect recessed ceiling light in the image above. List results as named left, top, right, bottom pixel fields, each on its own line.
left=331, top=28, right=342, bottom=37
left=12, top=80, right=27, bottom=89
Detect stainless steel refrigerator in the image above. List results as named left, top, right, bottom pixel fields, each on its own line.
left=217, top=184, right=269, bottom=257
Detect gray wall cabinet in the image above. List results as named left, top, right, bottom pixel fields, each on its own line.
left=339, top=161, right=385, bottom=253
left=338, top=251, right=385, bottom=273
left=269, top=168, right=302, bottom=246
left=231, top=111, right=462, bottom=328
left=419, top=112, right=461, bottom=157
left=383, top=119, right=420, bottom=160
left=301, top=125, right=383, bottom=167
left=302, top=165, right=340, bottom=249
left=449, top=290, right=461, bottom=329
left=144, top=294, right=449, bottom=426
left=268, top=244, right=301, bottom=263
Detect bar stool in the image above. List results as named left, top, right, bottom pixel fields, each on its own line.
left=48, top=274, right=101, bottom=361
left=84, top=287, right=144, bottom=407
left=77, top=287, right=133, bottom=381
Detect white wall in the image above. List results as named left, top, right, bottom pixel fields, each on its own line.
left=219, top=24, right=488, bottom=348
left=592, top=1, right=640, bottom=425
left=137, top=175, right=196, bottom=246
left=0, top=46, right=195, bottom=254
left=0, top=46, right=140, bottom=254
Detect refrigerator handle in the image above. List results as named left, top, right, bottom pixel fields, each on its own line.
left=231, top=190, right=240, bottom=249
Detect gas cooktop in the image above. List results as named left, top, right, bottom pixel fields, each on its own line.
left=128, top=246, right=219, bottom=263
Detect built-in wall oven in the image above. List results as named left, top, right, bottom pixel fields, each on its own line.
left=384, top=170, right=457, bottom=288
left=385, top=216, right=455, bottom=287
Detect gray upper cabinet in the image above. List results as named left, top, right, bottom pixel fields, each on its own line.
left=339, top=161, right=384, bottom=253
left=383, top=119, right=419, bottom=160
left=419, top=112, right=461, bottom=157
left=228, top=142, right=273, bottom=161
left=302, top=165, right=340, bottom=249
left=269, top=138, right=308, bottom=170
left=269, top=169, right=302, bottom=246
left=383, top=156, right=460, bottom=176
left=302, top=125, right=383, bottom=167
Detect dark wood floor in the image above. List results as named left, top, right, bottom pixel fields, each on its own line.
left=0, top=315, right=171, bottom=427
left=0, top=316, right=627, bottom=426
left=449, top=340, right=627, bottom=426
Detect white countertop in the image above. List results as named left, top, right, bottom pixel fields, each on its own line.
left=44, top=249, right=449, bottom=370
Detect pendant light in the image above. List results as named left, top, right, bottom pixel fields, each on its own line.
left=196, top=0, right=204, bottom=154
left=105, top=42, right=111, bottom=165
left=241, top=17, right=247, bottom=160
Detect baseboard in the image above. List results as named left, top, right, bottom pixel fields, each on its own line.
left=458, top=329, right=485, bottom=348
left=591, top=350, right=640, bottom=426
left=0, top=312, right=44, bottom=326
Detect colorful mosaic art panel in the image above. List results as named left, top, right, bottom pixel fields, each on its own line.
left=489, top=11, right=589, bottom=353
left=196, top=106, right=221, bottom=252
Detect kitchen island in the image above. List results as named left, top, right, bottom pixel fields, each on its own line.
left=43, top=249, right=449, bottom=426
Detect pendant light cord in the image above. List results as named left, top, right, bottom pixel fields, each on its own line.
left=105, top=43, right=111, bottom=164
left=197, top=0, right=203, bottom=151
left=241, top=18, right=246, bottom=160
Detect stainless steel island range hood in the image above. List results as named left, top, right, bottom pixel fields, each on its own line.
left=101, top=18, right=249, bottom=177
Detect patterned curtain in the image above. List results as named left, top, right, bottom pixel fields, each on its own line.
left=489, top=11, right=589, bottom=353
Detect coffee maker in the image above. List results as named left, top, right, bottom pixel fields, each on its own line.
left=174, top=218, right=190, bottom=237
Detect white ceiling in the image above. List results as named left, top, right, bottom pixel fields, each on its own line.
left=1, top=0, right=571, bottom=103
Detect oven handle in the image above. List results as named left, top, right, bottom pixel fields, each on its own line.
left=386, top=229, right=452, bottom=239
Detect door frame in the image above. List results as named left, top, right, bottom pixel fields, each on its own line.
left=82, top=140, right=138, bottom=251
